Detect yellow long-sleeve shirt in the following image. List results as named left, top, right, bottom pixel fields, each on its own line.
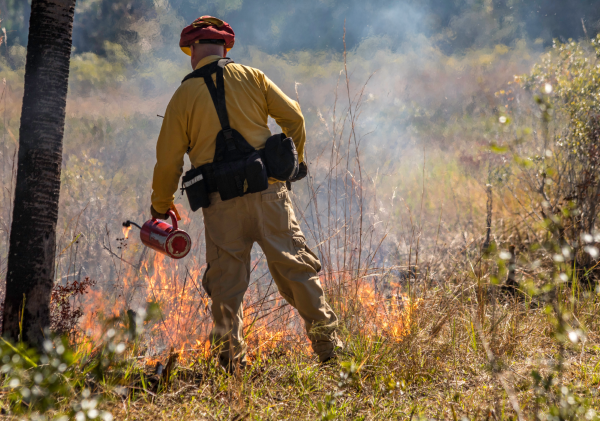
left=151, top=55, right=307, bottom=214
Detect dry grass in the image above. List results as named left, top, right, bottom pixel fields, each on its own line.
left=47, top=266, right=596, bottom=421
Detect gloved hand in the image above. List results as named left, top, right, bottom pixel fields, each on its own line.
left=150, top=205, right=169, bottom=220
left=290, top=161, right=307, bottom=182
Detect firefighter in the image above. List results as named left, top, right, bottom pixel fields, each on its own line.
left=150, top=16, right=343, bottom=369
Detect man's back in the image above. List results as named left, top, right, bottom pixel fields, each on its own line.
left=152, top=54, right=306, bottom=213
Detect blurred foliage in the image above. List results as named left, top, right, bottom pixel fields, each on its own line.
left=0, top=301, right=160, bottom=418
left=511, top=35, right=600, bottom=274
left=522, top=35, right=600, bottom=154
left=70, top=42, right=131, bottom=94
left=2, top=0, right=600, bottom=60
left=0, top=335, right=114, bottom=420
left=318, top=360, right=361, bottom=420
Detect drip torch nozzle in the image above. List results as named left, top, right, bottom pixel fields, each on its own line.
left=123, top=220, right=142, bottom=230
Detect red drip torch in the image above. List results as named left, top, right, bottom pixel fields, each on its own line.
left=123, top=210, right=192, bottom=259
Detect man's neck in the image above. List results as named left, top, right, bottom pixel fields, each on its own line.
left=194, top=55, right=225, bottom=70
left=191, top=46, right=226, bottom=69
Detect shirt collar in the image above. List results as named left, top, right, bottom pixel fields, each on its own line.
left=195, top=55, right=223, bottom=70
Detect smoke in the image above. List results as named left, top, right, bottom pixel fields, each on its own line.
left=3, top=0, right=600, bottom=56
left=1, top=0, right=545, bottom=281
left=70, top=0, right=600, bottom=55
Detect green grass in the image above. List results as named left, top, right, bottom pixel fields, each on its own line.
left=2, top=264, right=599, bottom=420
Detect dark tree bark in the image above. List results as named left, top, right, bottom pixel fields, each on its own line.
left=2, top=0, right=76, bottom=347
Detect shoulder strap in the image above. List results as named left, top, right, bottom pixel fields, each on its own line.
left=182, top=58, right=235, bottom=150
left=181, top=58, right=234, bottom=83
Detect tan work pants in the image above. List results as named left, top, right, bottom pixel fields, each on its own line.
left=201, top=182, right=341, bottom=366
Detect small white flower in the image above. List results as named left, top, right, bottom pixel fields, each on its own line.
left=43, top=340, right=53, bottom=353
left=585, top=246, right=599, bottom=259
left=553, top=254, right=564, bottom=262
left=499, top=116, right=507, bottom=124
left=568, top=331, right=579, bottom=343
left=544, top=83, right=553, bottom=94
left=499, top=251, right=512, bottom=260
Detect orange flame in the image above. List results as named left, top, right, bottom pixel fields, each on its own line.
left=122, top=225, right=132, bottom=239
left=78, top=248, right=417, bottom=364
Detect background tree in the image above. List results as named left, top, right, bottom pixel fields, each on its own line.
left=2, top=0, right=76, bottom=347
left=3, top=0, right=599, bottom=59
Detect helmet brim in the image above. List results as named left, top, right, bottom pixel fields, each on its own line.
left=180, top=45, right=231, bottom=57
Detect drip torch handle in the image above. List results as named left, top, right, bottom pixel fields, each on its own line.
left=150, top=210, right=178, bottom=230
left=167, top=210, right=178, bottom=230
left=169, top=204, right=182, bottom=221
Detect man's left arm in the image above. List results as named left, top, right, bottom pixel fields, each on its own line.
left=261, top=74, right=307, bottom=164
left=150, top=98, right=189, bottom=218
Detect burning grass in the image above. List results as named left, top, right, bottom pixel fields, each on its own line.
left=3, top=256, right=599, bottom=420
left=75, top=248, right=421, bottom=365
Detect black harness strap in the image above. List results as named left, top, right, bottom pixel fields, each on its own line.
left=183, top=58, right=235, bottom=150
left=204, top=68, right=235, bottom=150
left=181, top=57, right=234, bottom=82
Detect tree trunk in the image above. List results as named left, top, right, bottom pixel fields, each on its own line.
left=2, top=0, right=76, bottom=348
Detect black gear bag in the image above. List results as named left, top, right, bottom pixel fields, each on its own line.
left=264, top=133, right=299, bottom=181
left=180, top=59, right=269, bottom=210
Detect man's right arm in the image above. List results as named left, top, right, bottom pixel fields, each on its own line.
left=151, top=93, right=190, bottom=215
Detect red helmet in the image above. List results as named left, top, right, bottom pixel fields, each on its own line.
left=179, top=16, right=235, bottom=56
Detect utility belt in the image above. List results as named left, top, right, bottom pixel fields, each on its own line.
left=181, top=142, right=268, bottom=210
left=178, top=58, right=299, bottom=211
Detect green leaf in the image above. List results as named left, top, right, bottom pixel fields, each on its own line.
left=490, top=144, right=508, bottom=153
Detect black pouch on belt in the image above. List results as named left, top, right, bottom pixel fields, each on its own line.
left=264, top=133, right=299, bottom=181
left=214, top=150, right=268, bottom=200
left=181, top=167, right=210, bottom=211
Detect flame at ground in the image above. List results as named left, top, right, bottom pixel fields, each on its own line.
left=78, top=248, right=419, bottom=363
